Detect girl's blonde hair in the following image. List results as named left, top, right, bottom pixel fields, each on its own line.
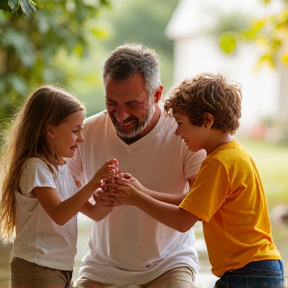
left=0, top=84, right=84, bottom=240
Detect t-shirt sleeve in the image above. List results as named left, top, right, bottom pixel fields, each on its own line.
left=184, top=149, right=207, bottom=179
left=180, top=158, right=230, bottom=222
left=19, top=158, right=56, bottom=197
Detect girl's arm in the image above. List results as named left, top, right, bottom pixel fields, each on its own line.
left=33, top=159, right=118, bottom=225
left=80, top=201, right=113, bottom=221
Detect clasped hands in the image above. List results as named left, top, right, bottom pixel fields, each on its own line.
left=93, top=172, right=143, bottom=207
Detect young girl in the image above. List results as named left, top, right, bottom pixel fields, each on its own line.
left=0, top=85, right=118, bottom=288
left=104, top=73, right=284, bottom=288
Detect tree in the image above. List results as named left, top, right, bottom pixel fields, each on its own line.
left=0, top=0, right=110, bottom=141
left=0, top=0, right=43, bottom=17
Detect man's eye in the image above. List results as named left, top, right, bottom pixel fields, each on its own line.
left=129, top=103, right=142, bottom=108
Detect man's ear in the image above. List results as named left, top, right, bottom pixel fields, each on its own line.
left=47, top=124, right=55, bottom=139
left=203, top=113, right=214, bottom=128
left=153, top=85, right=163, bottom=104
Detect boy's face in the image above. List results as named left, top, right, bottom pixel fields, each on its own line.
left=174, top=112, right=209, bottom=152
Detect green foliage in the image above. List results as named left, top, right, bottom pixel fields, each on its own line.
left=217, top=0, right=288, bottom=67
left=207, top=10, right=250, bottom=55
left=0, top=0, right=111, bottom=135
left=0, top=0, right=43, bottom=16
left=219, top=32, right=237, bottom=54
left=0, top=0, right=177, bottom=125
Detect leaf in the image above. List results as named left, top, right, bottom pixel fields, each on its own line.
left=281, top=53, right=288, bottom=65
left=257, top=54, right=275, bottom=69
left=8, top=0, right=18, bottom=11
left=90, top=27, right=109, bottom=38
left=19, top=0, right=32, bottom=16
left=27, top=0, right=37, bottom=12
left=219, top=32, right=237, bottom=54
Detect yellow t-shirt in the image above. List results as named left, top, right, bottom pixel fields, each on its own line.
left=179, top=140, right=281, bottom=277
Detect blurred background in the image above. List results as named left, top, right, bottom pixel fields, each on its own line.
left=0, top=0, right=288, bottom=287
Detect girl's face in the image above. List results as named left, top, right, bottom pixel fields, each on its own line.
left=47, top=111, right=85, bottom=160
left=174, top=113, right=209, bottom=152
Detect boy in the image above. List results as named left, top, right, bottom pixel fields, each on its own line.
left=106, top=73, right=284, bottom=288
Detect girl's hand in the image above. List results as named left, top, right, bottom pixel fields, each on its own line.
left=89, top=158, right=119, bottom=190
left=94, top=172, right=146, bottom=206
left=93, top=184, right=128, bottom=207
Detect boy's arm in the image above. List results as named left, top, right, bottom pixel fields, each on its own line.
left=116, top=173, right=186, bottom=205
left=100, top=177, right=199, bottom=232
left=128, top=189, right=198, bottom=232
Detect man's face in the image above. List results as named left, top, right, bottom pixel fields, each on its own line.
left=105, top=73, right=156, bottom=139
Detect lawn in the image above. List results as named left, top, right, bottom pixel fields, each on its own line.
left=236, top=137, right=288, bottom=209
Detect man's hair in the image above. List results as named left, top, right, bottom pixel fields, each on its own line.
left=103, top=43, right=161, bottom=96
left=164, top=73, right=242, bottom=134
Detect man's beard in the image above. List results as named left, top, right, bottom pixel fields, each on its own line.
left=115, top=103, right=155, bottom=139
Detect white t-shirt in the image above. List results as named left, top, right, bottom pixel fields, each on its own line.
left=67, top=109, right=206, bottom=285
left=13, top=158, right=78, bottom=271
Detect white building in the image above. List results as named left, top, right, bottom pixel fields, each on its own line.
left=165, top=0, right=288, bottom=140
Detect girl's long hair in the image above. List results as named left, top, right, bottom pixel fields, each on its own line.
left=0, top=84, right=84, bottom=240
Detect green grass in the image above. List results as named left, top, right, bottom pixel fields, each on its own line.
left=236, top=137, right=288, bottom=209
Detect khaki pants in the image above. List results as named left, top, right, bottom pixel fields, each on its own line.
left=10, top=257, right=73, bottom=288
left=76, top=266, right=196, bottom=288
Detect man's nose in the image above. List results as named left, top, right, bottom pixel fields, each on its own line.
left=114, top=107, right=130, bottom=123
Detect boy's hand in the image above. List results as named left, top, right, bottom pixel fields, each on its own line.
left=118, top=173, right=148, bottom=194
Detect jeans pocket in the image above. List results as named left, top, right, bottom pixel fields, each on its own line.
left=10, top=257, right=23, bottom=287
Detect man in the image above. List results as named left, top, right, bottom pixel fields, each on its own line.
left=68, top=43, right=206, bottom=288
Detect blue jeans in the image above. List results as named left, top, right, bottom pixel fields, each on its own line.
left=214, top=260, right=284, bottom=288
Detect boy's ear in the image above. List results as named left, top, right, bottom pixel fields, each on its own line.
left=203, top=113, right=214, bottom=128
left=47, top=124, right=55, bottom=139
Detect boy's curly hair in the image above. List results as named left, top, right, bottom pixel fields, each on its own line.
left=164, top=73, right=242, bottom=134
